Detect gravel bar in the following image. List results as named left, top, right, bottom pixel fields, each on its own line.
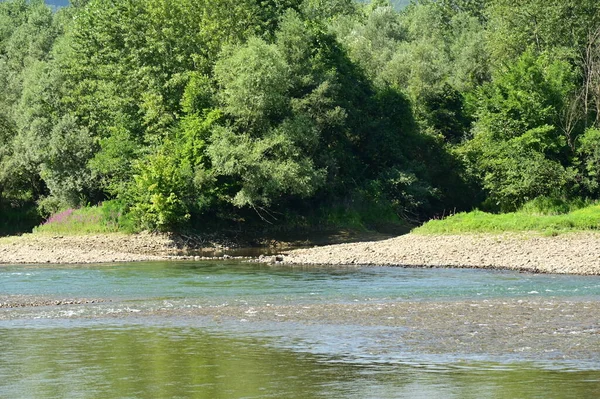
left=277, top=233, right=600, bottom=275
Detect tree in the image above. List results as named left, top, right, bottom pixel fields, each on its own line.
left=0, top=1, right=61, bottom=206
left=57, top=0, right=299, bottom=205
left=577, top=127, right=600, bottom=195
left=210, top=36, right=325, bottom=210
left=40, top=115, right=98, bottom=208
left=463, top=51, right=578, bottom=209
left=582, top=28, right=600, bottom=127
left=336, top=1, right=487, bottom=143
left=214, top=38, right=292, bottom=133
left=486, top=0, right=600, bottom=67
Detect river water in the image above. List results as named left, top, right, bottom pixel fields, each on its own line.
left=1, top=261, right=599, bottom=398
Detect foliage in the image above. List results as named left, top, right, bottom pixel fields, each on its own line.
left=40, top=114, right=98, bottom=207
left=1, top=0, right=600, bottom=234
left=486, top=0, right=600, bottom=67
left=462, top=51, right=579, bottom=211
left=125, top=148, right=193, bottom=232
left=577, top=127, right=600, bottom=195
left=214, top=38, right=292, bottom=133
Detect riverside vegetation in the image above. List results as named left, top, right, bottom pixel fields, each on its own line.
left=2, top=0, right=600, bottom=236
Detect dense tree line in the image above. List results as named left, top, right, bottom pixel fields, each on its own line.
left=1, top=0, right=600, bottom=232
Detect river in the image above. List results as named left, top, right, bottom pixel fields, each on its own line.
left=1, top=261, right=599, bottom=398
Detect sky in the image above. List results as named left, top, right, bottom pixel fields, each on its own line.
left=45, top=0, right=69, bottom=7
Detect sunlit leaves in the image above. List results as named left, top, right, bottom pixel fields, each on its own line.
left=214, top=38, right=291, bottom=133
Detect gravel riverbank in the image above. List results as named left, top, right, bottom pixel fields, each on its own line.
left=2, top=231, right=600, bottom=275
left=279, top=232, right=600, bottom=275
left=0, top=233, right=174, bottom=264
left=0, top=232, right=235, bottom=264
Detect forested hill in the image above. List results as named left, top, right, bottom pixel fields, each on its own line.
left=1, top=0, right=600, bottom=234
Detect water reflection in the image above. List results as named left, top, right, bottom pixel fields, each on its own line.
left=2, top=262, right=600, bottom=398
left=0, top=326, right=332, bottom=398
left=0, top=326, right=598, bottom=399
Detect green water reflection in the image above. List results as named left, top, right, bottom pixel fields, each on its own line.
left=1, top=325, right=598, bottom=399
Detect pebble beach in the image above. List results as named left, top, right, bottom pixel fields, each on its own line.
left=1, top=231, right=600, bottom=275
left=279, top=233, right=600, bottom=275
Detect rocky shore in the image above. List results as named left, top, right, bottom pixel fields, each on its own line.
left=278, top=232, right=600, bottom=275
left=0, top=232, right=172, bottom=264
left=2, top=231, right=600, bottom=275
left=0, top=295, right=107, bottom=309
left=0, top=232, right=245, bottom=264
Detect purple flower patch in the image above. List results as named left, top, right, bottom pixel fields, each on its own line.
left=43, top=208, right=75, bottom=225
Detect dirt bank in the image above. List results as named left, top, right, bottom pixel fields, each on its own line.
left=277, top=232, right=600, bottom=275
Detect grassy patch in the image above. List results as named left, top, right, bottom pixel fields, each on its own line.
left=414, top=202, right=600, bottom=235
left=33, top=201, right=135, bottom=235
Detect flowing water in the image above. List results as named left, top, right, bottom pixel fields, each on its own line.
left=1, top=261, right=599, bottom=398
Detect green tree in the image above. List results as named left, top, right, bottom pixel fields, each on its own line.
left=463, top=51, right=578, bottom=209
left=0, top=0, right=62, bottom=205
left=214, top=38, right=292, bottom=133
left=335, top=1, right=487, bottom=143
left=40, top=115, right=98, bottom=208
left=486, top=0, right=600, bottom=67
left=210, top=36, right=325, bottom=210
left=57, top=0, right=299, bottom=208
left=576, top=127, right=600, bottom=195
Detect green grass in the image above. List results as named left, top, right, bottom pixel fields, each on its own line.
left=33, top=201, right=134, bottom=235
left=414, top=202, right=600, bottom=235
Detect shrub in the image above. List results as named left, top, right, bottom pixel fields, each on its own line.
left=125, top=149, right=193, bottom=232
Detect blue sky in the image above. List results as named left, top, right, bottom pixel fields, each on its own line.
left=45, top=0, right=69, bottom=7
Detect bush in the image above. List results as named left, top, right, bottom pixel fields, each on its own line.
left=125, top=149, right=193, bottom=232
